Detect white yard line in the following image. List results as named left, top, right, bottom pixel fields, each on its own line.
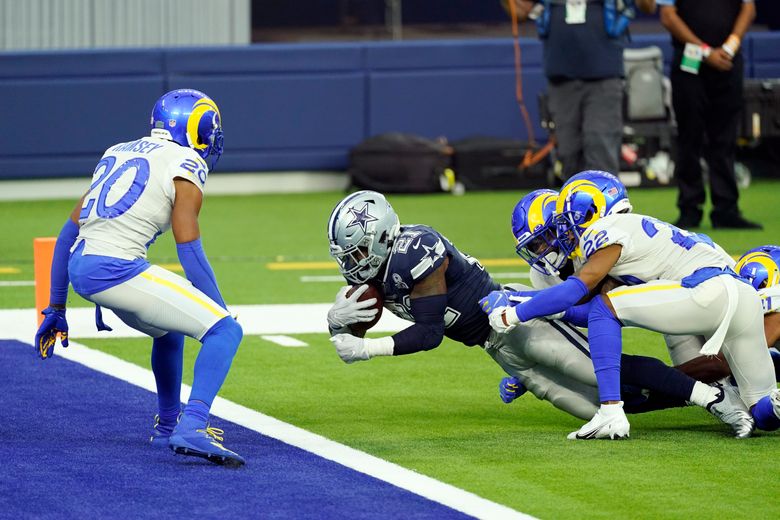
left=3, top=307, right=534, bottom=520
left=0, top=281, right=35, bottom=287
left=260, top=335, right=309, bottom=347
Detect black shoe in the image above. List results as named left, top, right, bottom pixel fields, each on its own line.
left=673, top=214, right=701, bottom=230
left=711, top=214, right=763, bottom=230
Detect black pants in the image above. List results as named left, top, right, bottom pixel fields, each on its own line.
left=671, top=52, right=744, bottom=219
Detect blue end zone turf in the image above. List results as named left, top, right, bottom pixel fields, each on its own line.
left=1, top=340, right=471, bottom=519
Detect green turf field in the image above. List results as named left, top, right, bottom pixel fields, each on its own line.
left=2, top=183, right=779, bottom=518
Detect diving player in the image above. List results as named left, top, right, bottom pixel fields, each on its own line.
left=34, top=89, right=245, bottom=466
left=325, top=190, right=749, bottom=432
left=483, top=171, right=779, bottom=440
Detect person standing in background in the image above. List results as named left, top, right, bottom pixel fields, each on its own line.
left=658, top=0, right=761, bottom=229
left=503, top=1, right=656, bottom=180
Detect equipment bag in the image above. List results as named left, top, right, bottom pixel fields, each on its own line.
left=739, top=79, right=780, bottom=140
left=451, top=136, right=550, bottom=191
left=348, top=133, right=453, bottom=193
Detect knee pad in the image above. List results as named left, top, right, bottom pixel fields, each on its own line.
left=203, top=317, right=243, bottom=355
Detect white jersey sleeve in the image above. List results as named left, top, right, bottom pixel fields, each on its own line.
left=577, top=213, right=733, bottom=285
left=76, top=137, right=209, bottom=260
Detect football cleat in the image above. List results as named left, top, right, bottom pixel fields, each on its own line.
left=169, top=416, right=245, bottom=467
left=149, top=414, right=178, bottom=448
left=705, top=383, right=755, bottom=439
left=567, top=402, right=630, bottom=440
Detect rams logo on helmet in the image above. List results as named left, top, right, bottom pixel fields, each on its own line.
left=735, top=249, right=780, bottom=290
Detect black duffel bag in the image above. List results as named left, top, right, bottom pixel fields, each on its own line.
left=451, top=136, right=551, bottom=191
left=348, top=133, right=453, bottom=193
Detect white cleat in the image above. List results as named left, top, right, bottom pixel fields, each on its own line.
left=705, top=382, right=755, bottom=439
left=567, top=402, right=630, bottom=440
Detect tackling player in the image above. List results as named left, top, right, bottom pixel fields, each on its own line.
left=483, top=171, right=779, bottom=440
left=34, top=89, right=245, bottom=466
left=325, top=191, right=749, bottom=433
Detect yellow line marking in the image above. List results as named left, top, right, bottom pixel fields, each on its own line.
left=266, top=258, right=527, bottom=271
left=0, top=267, right=21, bottom=274
left=140, top=271, right=226, bottom=317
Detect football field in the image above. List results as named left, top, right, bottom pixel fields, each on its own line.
left=2, top=184, right=779, bottom=518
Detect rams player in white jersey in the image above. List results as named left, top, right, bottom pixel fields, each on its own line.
left=34, top=89, right=245, bottom=466
left=483, top=170, right=779, bottom=440
left=488, top=182, right=752, bottom=435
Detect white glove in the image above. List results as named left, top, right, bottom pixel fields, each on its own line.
left=329, top=334, right=394, bottom=364
left=488, top=306, right=520, bottom=334
left=327, top=285, right=379, bottom=330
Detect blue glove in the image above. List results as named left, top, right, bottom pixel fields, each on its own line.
left=35, top=307, right=69, bottom=360
left=499, top=376, right=527, bottom=404
left=479, top=291, right=511, bottom=315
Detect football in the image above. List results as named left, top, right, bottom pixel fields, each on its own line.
left=347, top=283, right=384, bottom=336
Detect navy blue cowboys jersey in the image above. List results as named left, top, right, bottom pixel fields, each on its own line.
left=380, top=225, right=500, bottom=346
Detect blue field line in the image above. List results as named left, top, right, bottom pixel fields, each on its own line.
left=0, top=339, right=474, bottom=520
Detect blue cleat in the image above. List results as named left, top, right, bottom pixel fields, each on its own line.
left=169, top=415, right=245, bottom=467
left=149, top=414, right=177, bottom=447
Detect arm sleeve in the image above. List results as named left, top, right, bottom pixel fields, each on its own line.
left=515, top=276, right=589, bottom=322
left=391, top=294, right=448, bottom=355
left=50, top=219, right=80, bottom=306
left=176, top=238, right=226, bottom=309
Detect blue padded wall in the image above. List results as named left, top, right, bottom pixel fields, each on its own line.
left=1, top=33, right=780, bottom=180
left=0, top=50, right=164, bottom=179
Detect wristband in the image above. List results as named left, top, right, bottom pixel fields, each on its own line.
left=722, top=34, right=740, bottom=57
left=365, top=336, right=394, bottom=357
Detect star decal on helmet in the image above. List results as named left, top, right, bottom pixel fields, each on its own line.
left=346, top=203, right=378, bottom=232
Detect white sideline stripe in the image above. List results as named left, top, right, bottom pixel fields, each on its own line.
left=260, top=335, right=308, bottom=347
left=8, top=335, right=532, bottom=520
left=0, top=281, right=35, bottom=287
left=1, top=305, right=413, bottom=339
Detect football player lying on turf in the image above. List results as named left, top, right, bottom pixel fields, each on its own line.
left=325, top=190, right=750, bottom=433
left=482, top=170, right=780, bottom=440
left=34, top=89, right=245, bottom=466
left=495, top=188, right=780, bottom=416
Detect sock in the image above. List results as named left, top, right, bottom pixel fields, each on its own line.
left=188, top=316, right=243, bottom=407
left=752, top=394, right=780, bottom=431
left=588, top=296, right=623, bottom=402
left=621, top=354, right=696, bottom=402
left=623, top=391, right=688, bottom=414
left=562, top=301, right=593, bottom=327
left=688, top=381, right=719, bottom=408
left=151, top=332, right=185, bottom=429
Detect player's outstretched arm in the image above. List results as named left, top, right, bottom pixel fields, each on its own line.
left=171, top=178, right=227, bottom=309
left=487, top=245, right=621, bottom=332
left=330, top=258, right=450, bottom=363
left=34, top=196, right=85, bottom=359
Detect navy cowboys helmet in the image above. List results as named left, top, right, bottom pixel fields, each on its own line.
left=327, top=191, right=401, bottom=284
